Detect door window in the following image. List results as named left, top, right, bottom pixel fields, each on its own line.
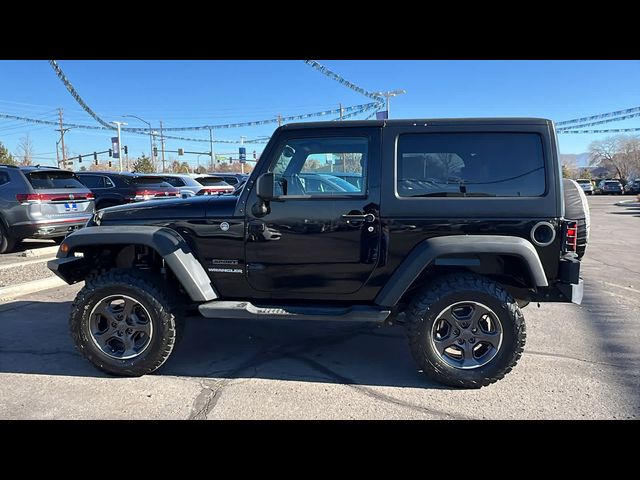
left=269, top=137, right=367, bottom=197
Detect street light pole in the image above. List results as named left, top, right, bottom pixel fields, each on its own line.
left=111, top=121, right=127, bottom=172
left=123, top=114, right=154, bottom=168
left=374, top=89, right=407, bottom=119
left=209, top=128, right=215, bottom=172
left=240, top=136, right=245, bottom=175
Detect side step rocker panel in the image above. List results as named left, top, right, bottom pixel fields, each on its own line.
left=198, top=301, right=391, bottom=323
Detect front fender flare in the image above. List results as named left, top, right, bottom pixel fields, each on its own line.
left=48, top=225, right=217, bottom=302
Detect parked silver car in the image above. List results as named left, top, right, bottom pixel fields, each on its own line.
left=0, top=165, right=95, bottom=253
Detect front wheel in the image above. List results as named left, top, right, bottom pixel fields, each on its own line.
left=69, top=269, right=179, bottom=376
left=406, top=274, right=526, bottom=388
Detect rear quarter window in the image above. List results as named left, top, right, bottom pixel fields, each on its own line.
left=0, top=171, right=10, bottom=186
left=397, top=133, right=546, bottom=197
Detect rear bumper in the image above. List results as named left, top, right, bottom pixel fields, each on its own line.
left=12, top=217, right=91, bottom=239
left=532, top=256, right=583, bottom=304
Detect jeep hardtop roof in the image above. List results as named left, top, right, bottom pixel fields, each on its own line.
left=281, top=118, right=554, bottom=130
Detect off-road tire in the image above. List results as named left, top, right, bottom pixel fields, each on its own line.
left=0, top=221, right=17, bottom=254
left=69, top=268, right=179, bottom=376
left=406, top=273, right=526, bottom=388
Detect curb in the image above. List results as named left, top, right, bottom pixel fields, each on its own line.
left=0, top=276, right=67, bottom=302
left=21, top=245, right=60, bottom=258
left=0, top=256, right=56, bottom=271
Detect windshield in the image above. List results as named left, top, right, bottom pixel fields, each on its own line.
left=163, top=176, right=201, bottom=187
left=195, top=176, right=231, bottom=187
left=605, top=181, right=621, bottom=185
left=27, top=170, right=86, bottom=190
left=128, top=176, right=174, bottom=188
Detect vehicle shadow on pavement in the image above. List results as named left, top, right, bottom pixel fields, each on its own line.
left=610, top=206, right=640, bottom=217
left=7, top=240, right=57, bottom=254
left=0, top=300, right=447, bottom=390
left=579, top=283, right=640, bottom=413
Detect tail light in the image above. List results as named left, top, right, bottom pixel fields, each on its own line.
left=132, top=189, right=179, bottom=201
left=16, top=193, right=94, bottom=203
left=564, top=220, right=578, bottom=253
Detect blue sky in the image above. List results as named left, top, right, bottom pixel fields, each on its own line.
left=1, top=60, right=639, bottom=168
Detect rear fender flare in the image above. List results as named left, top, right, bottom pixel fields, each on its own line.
left=374, top=235, right=548, bottom=307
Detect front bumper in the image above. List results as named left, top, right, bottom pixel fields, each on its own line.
left=47, top=256, right=90, bottom=285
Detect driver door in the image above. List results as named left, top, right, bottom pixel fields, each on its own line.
left=244, top=128, right=382, bottom=297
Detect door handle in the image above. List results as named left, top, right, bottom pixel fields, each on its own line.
left=341, top=213, right=376, bottom=223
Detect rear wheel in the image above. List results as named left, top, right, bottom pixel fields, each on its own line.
left=406, top=273, right=526, bottom=388
left=69, top=269, right=179, bottom=376
left=96, top=201, right=120, bottom=210
left=0, top=222, right=17, bottom=254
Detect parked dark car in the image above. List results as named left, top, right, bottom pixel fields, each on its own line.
left=212, top=173, right=248, bottom=187
left=327, top=172, right=364, bottom=190
left=76, top=172, right=180, bottom=209
left=624, top=179, right=640, bottom=195
left=0, top=164, right=95, bottom=253
left=596, top=179, right=623, bottom=195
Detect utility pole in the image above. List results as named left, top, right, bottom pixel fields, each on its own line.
left=277, top=114, right=282, bottom=127
left=160, top=120, right=166, bottom=173
left=339, top=103, right=344, bottom=121
left=110, top=121, right=127, bottom=172
left=209, top=128, right=215, bottom=172
left=58, top=108, right=67, bottom=169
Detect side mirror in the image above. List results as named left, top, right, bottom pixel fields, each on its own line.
left=256, top=172, right=274, bottom=201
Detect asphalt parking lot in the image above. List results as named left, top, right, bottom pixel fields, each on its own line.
left=0, top=195, right=638, bottom=419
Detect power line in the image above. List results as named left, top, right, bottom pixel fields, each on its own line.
left=556, top=106, right=640, bottom=127
left=139, top=102, right=380, bottom=132
left=303, top=60, right=385, bottom=103
left=559, top=127, right=640, bottom=134
left=48, top=60, right=115, bottom=130
left=556, top=112, right=640, bottom=131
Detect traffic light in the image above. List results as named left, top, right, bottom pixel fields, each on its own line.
left=178, top=148, right=184, bottom=156
left=153, top=147, right=158, bottom=157
left=123, top=146, right=128, bottom=155
left=253, top=150, right=257, bottom=159
left=93, top=152, right=98, bottom=161
left=78, top=155, right=82, bottom=163
left=108, top=148, right=113, bottom=157
left=108, top=160, right=112, bottom=168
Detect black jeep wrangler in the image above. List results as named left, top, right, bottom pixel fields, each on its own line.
left=48, top=118, right=586, bottom=388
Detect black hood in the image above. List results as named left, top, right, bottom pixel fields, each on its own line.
left=97, top=194, right=238, bottom=225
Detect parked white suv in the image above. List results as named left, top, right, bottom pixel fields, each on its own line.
left=576, top=179, right=594, bottom=195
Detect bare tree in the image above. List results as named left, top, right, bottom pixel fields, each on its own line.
left=589, top=135, right=638, bottom=181
left=617, top=135, right=640, bottom=179
left=16, top=133, right=35, bottom=166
